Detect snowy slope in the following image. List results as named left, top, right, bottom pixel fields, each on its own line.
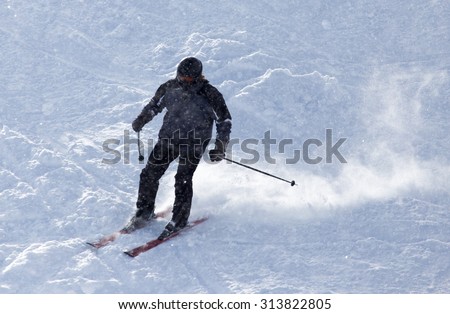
left=1, top=0, right=449, bottom=293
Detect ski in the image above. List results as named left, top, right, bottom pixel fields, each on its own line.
left=124, top=217, right=208, bottom=257
left=86, top=207, right=172, bottom=249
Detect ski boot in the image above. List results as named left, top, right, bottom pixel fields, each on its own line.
left=122, top=211, right=156, bottom=233
left=158, top=220, right=187, bottom=240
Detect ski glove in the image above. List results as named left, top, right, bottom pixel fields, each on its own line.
left=132, top=116, right=145, bottom=132
left=209, top=140, right=226, bottom=162
left=132, top=109, right=156, bottom=132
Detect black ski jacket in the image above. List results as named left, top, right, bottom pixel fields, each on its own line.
left=137, top=79, right=232, bottom=146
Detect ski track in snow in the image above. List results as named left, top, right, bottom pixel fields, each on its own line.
left=1, top=0, right=449, bottom=293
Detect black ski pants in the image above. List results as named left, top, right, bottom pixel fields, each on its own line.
left=136, top=138, right=207, bottom=225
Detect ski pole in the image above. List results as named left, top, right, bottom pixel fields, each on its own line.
left=137, top=131, right=144, bottom=161
left=223, top=157, right=296, bottom=186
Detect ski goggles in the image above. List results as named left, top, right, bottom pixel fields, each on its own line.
left=177, top=75, right=195, bottom=83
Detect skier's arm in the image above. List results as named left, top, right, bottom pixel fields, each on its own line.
left=204, top=84, right=232, bottom=146
left=203, top=84, right=231, bottom=163
left=132, top=80, right=175, bottom=132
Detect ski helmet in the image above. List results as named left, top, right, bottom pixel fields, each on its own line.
left=177, top=57, right=203, bottom=79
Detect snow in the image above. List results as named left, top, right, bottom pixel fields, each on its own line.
left=0, top=0, right=449, bottom=294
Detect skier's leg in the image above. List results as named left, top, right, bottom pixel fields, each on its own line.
left=157, top=156, right=199, bottom=240
left=171, top=140, right=207, bottom=228
left=171, top=157, right=200, bottom=228
left=135, top=139, right=176, bottom=218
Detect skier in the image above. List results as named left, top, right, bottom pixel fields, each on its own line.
left=126, top=57, right=232, bottom=240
